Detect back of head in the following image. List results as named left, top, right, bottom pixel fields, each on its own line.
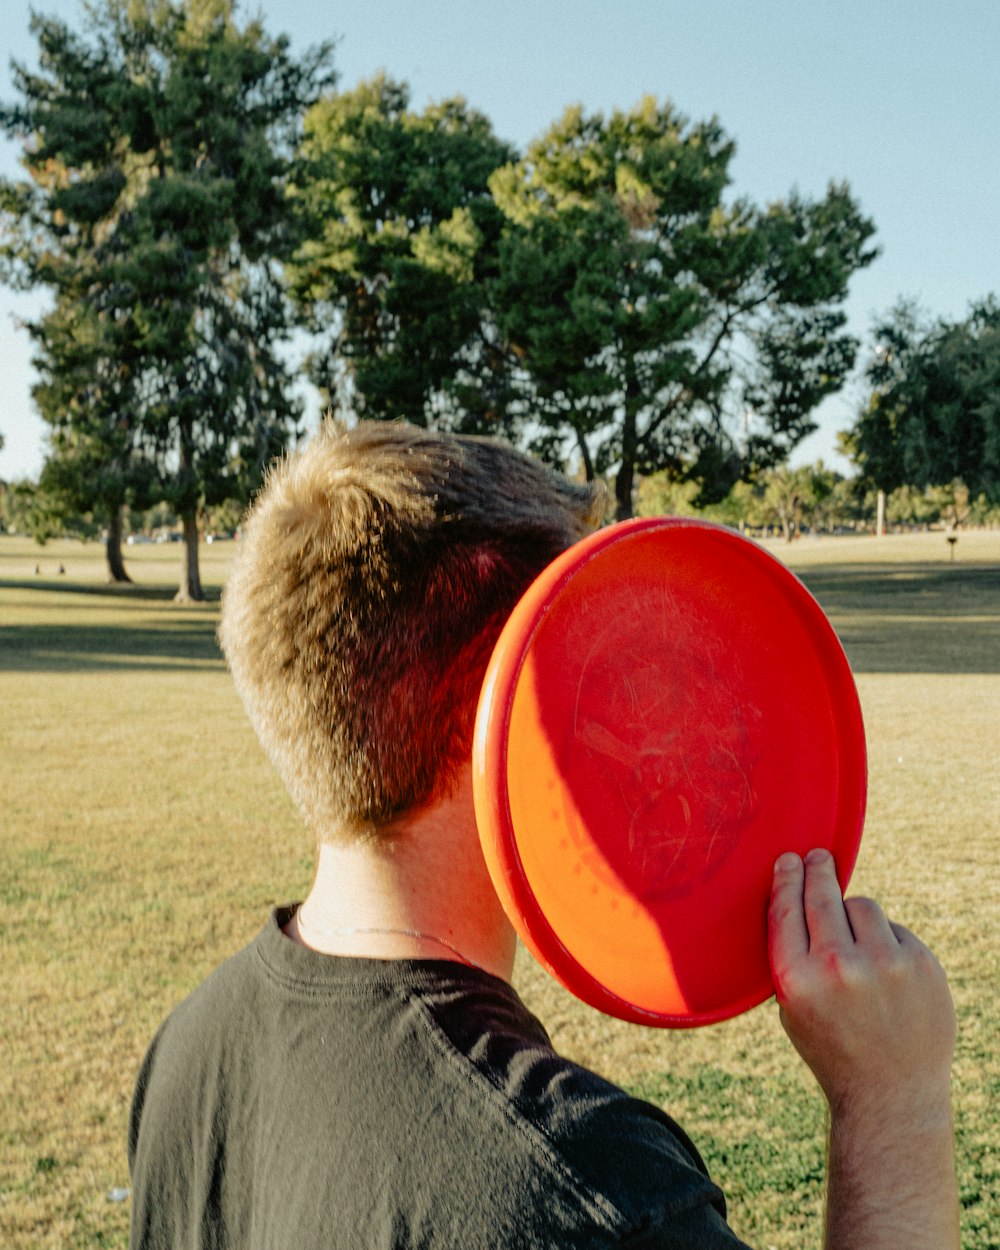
left=219, top=420, right=604, bottom=840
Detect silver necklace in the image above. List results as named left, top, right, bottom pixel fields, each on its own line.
left=295, top=910, right=485, bottom=973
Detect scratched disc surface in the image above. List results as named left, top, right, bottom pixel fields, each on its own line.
left=473, top=517, right=867, bottom=1027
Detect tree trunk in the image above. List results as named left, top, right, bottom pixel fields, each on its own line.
left=615, top=351, right=640, bottom=521
left=175, top=509, right=206, bottom=602
left=105, top=508, right=132, bottom=583
left=614, top=460, right=635, bottom=521
left=574, top=426, right=595, bottom=482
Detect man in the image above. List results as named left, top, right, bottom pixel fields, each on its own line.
left=128, top=421, right=959, bottom=1249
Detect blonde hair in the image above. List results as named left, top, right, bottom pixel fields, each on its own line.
left=218, top=420, right=604, bottom=839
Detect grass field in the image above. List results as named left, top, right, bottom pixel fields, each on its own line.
left=2, top=529, right=998, bottom=1248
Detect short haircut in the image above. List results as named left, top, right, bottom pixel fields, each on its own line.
left=219, top=420, right=605, bottom=840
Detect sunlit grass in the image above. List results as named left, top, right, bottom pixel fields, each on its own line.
left=2, top=530, right=998, bottom=1247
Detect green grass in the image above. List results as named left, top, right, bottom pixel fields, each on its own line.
left=2, top=530, right=998, bottom=1248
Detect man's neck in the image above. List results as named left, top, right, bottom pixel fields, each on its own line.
left=284, top=772, right=517, bottom=982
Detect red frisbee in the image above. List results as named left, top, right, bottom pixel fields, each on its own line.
left=473, top=517, right=866, bottom=1027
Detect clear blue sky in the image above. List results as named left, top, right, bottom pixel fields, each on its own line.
left=2, top=0, right=999, bottom=481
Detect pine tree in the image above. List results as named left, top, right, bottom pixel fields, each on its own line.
left=1, top=0, right=334, bottom=596
left=489, top=99, right=877, bottom=517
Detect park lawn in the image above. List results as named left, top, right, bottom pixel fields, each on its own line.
left=1, top=530, right=998, bottom=1249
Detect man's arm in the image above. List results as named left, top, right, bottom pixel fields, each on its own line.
left=769, top=848, right=959, bottom=1250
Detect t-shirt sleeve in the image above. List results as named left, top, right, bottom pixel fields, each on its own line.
left=128, top=1023, right=192, bottom=1250
left=560, top=1093, right=756, bottom=1249
left=622, top=1200, right=755, bottom=1249
left=432, top=982, right=756, bottom=1249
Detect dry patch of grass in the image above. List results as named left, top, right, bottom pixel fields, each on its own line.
left=2, top=531, right=998, bottom=1248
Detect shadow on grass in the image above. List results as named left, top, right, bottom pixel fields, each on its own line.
left=0, top=580, right=225, bottom=673
left=0, top=620, right=224, bottom=672
left=0, top=577, right=221, bottom=604
left=795, top=563, right=1000, bottom=675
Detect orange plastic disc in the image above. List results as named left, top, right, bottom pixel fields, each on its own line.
left=473, top=517, right=866, bottom=1027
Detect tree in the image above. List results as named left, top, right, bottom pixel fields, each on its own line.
left=1, top=0, right=334, bottom=598
left=761, top=463, right=838, bottom=541
left=847, top=298, right=1000, bottom=505
left=287, top=74, right=518, bottom=435
left=0, top=479, right=41, bottom=536
left=489, top=99, right=877, bottom=518
left=635, top=474, right=703, bottom=518
left=0, top=12, right=147, bottom=580
left=702, top=463, right=838, bottom=541
left=27, top=289, right=152, bottom=579
left=820, top=475, right=872, bottom=533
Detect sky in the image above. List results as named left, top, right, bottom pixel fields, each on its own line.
left=2, top=0, right=999, bottom=482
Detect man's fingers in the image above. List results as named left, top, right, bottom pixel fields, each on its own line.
left=843, top=895, right=898, bottom=947
left=889, top=919, right=921, bottom=948
left=802, top=848, right=855, bottom=949
left=769, top=848, right=861, bottom=996
left=768, top=852, right=808, bottom=983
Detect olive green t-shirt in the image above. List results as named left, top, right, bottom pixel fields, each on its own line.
left=128, top=908, right=751, bottom=1249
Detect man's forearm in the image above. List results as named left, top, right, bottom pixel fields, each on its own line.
left=824, top=1092, right=959, bottom=1250
left=768, top=851, right=959, bottom=1250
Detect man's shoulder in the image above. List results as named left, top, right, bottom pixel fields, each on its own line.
left=155, top=929, right=263, bottom=1048
left=130, top=923, right=267, bottom=1129
left=416, top=974, right=736, bottom=1243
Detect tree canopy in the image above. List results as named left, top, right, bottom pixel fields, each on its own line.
left=287, top=74, right=518, bottom=437
left=489, top=99, right=876, bottom=516
left=1, top=0, right=333, bottom=594
left=846, top=299, right=1000, bottom=503
left=290, top=88, right=877, bottom=518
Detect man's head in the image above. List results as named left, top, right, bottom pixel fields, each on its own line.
left=219, top=420, right=604, bottom=841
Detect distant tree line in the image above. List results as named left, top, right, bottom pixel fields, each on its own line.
left=635, top=462, right=999, bottom=542
left=1, top=1, right=997, bottom=593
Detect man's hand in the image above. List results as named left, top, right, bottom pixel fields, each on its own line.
left=769, top=847, right=955, bottom=1111
left=768, top=848, right=959, bottom=1250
